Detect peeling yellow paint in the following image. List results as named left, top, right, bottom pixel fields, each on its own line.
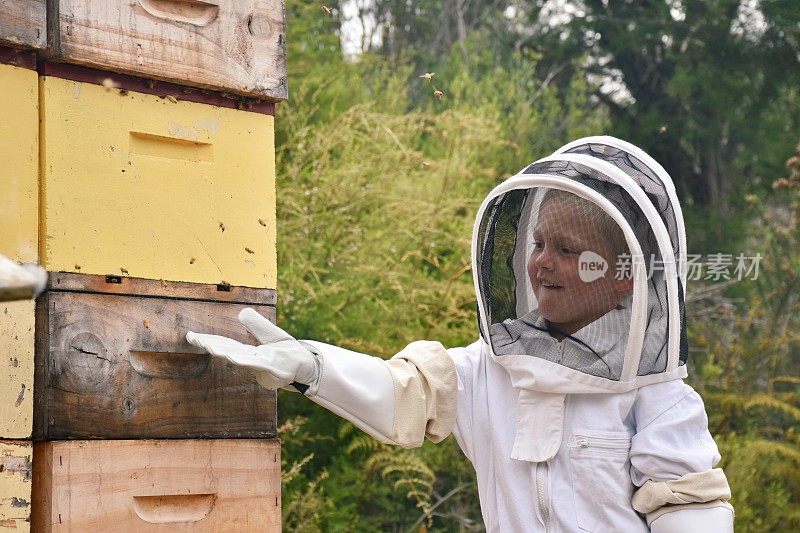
left=0, top=64, right=38, bottom=264
left=0, top=65, right=36, bottom=443
left=0, top=441, right=32, bottom=532
left=40, top=77, right=277, bottom=288
left=0, top=301, right=34, bottom=439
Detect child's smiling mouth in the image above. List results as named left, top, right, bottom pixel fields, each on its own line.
left=538, top=280, right=564, bottom=289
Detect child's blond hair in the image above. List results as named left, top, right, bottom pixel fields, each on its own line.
left=541, top=189, right=630, bottom=261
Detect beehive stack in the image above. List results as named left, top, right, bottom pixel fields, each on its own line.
left=0, top=4, right=46, bottom=528
left=1, top=2, right=286, bottom=530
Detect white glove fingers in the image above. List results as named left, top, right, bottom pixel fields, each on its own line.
left=187, top=331, right=231, bottom=349
left=226, top=353, right=295, bottom=382
left=238, top=308, right=293, bottom=344
left=186, top=320, right=317, bottom=393
left=186, top=331, right=251, bottom=357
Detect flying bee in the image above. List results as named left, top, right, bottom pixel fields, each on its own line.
left=102, top=78, right=119, bottom=91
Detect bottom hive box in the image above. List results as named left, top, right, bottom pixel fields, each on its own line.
left=0, top=441, right=32, bottom=531
left=32, top=439, right=281, bottom=532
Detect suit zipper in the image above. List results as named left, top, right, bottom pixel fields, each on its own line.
left=568, top=434, right=630, bottom=452
left=536, top=461, right=550, bottom=532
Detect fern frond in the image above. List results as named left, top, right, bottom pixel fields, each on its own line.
left=283, top=453, right=315, bottom=484
left=744, top=393, right=800, bottom=422
left=771, top=375, right=800, bottom=388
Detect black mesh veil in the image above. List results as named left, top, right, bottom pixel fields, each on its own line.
left=556, top=141, right=689, bottom=366
left=475, top=154, right=683, bottom=384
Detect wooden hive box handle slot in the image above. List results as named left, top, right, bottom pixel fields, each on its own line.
left=132, top=493, right=217, bottom=523
left=138, top=0, right=220, bottom=27
left=129, top=350, right=211, bottom=379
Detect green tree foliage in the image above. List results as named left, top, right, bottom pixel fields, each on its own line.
left=376, top=0, right=793, bottom=254
left=562, top=1, right=797, bottom=199
left=352, top=0, right=800, bottom=242
left=689, top=144, right=800, bottom=530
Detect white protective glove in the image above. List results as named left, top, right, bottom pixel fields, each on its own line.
left=190, top=308, right=457, bottom=448
left=0, top=253, right=47, bottom=302
left=649, top=505, right=734, bottom=533
left=186, top=308, right=320, bottom=392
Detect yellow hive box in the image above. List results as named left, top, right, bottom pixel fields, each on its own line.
left=0, top=63, right=38, bottom=264
left=40, top=76, right=277, bottom=289
left=0, top=63, right=38, bottom=441
left=0, top=300, right=34, bottom=439
left=0, top=441, right=32, bottom=531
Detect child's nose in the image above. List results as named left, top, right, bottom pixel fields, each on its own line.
left=532, top=246, right=554, bottom=270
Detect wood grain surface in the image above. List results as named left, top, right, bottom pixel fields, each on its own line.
left=0, top=0, right=46, bottom=50
left=47, top=272, right=277, bottom=305
left=31, top=439, right=281, bottom=532
left=46, top=0, right=287, bottom=100
left=34, top=290, right=277, bottom=440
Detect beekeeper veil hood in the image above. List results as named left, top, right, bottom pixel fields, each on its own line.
left=472, top=136, right=688, bottom=462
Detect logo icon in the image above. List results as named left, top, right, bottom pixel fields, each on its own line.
left=578, top=251, right=608, bottom=282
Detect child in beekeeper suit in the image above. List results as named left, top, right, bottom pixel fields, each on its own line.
left=187, top=137, right=734, bottom=532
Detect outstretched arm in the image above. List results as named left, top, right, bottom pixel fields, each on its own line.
left=187, top=308, right=457, bottom=448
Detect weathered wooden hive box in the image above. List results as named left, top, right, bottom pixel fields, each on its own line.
left=0, top=1, right=46, bottom=51
left=33, top=274, right=277, bottom=441
left=0, top=1, right=286, bottom=530
left=45, top=0, right=287, bottom=100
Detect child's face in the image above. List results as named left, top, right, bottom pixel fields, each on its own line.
left=527, top=196, right=632, bottom=335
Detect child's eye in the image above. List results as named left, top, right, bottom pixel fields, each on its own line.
left=561, top=247, right=578, bottom=255
left=533, top=241, right=544, bottom=250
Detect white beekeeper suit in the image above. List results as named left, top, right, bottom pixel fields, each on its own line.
left=188, top=136, right=734, bottom=532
